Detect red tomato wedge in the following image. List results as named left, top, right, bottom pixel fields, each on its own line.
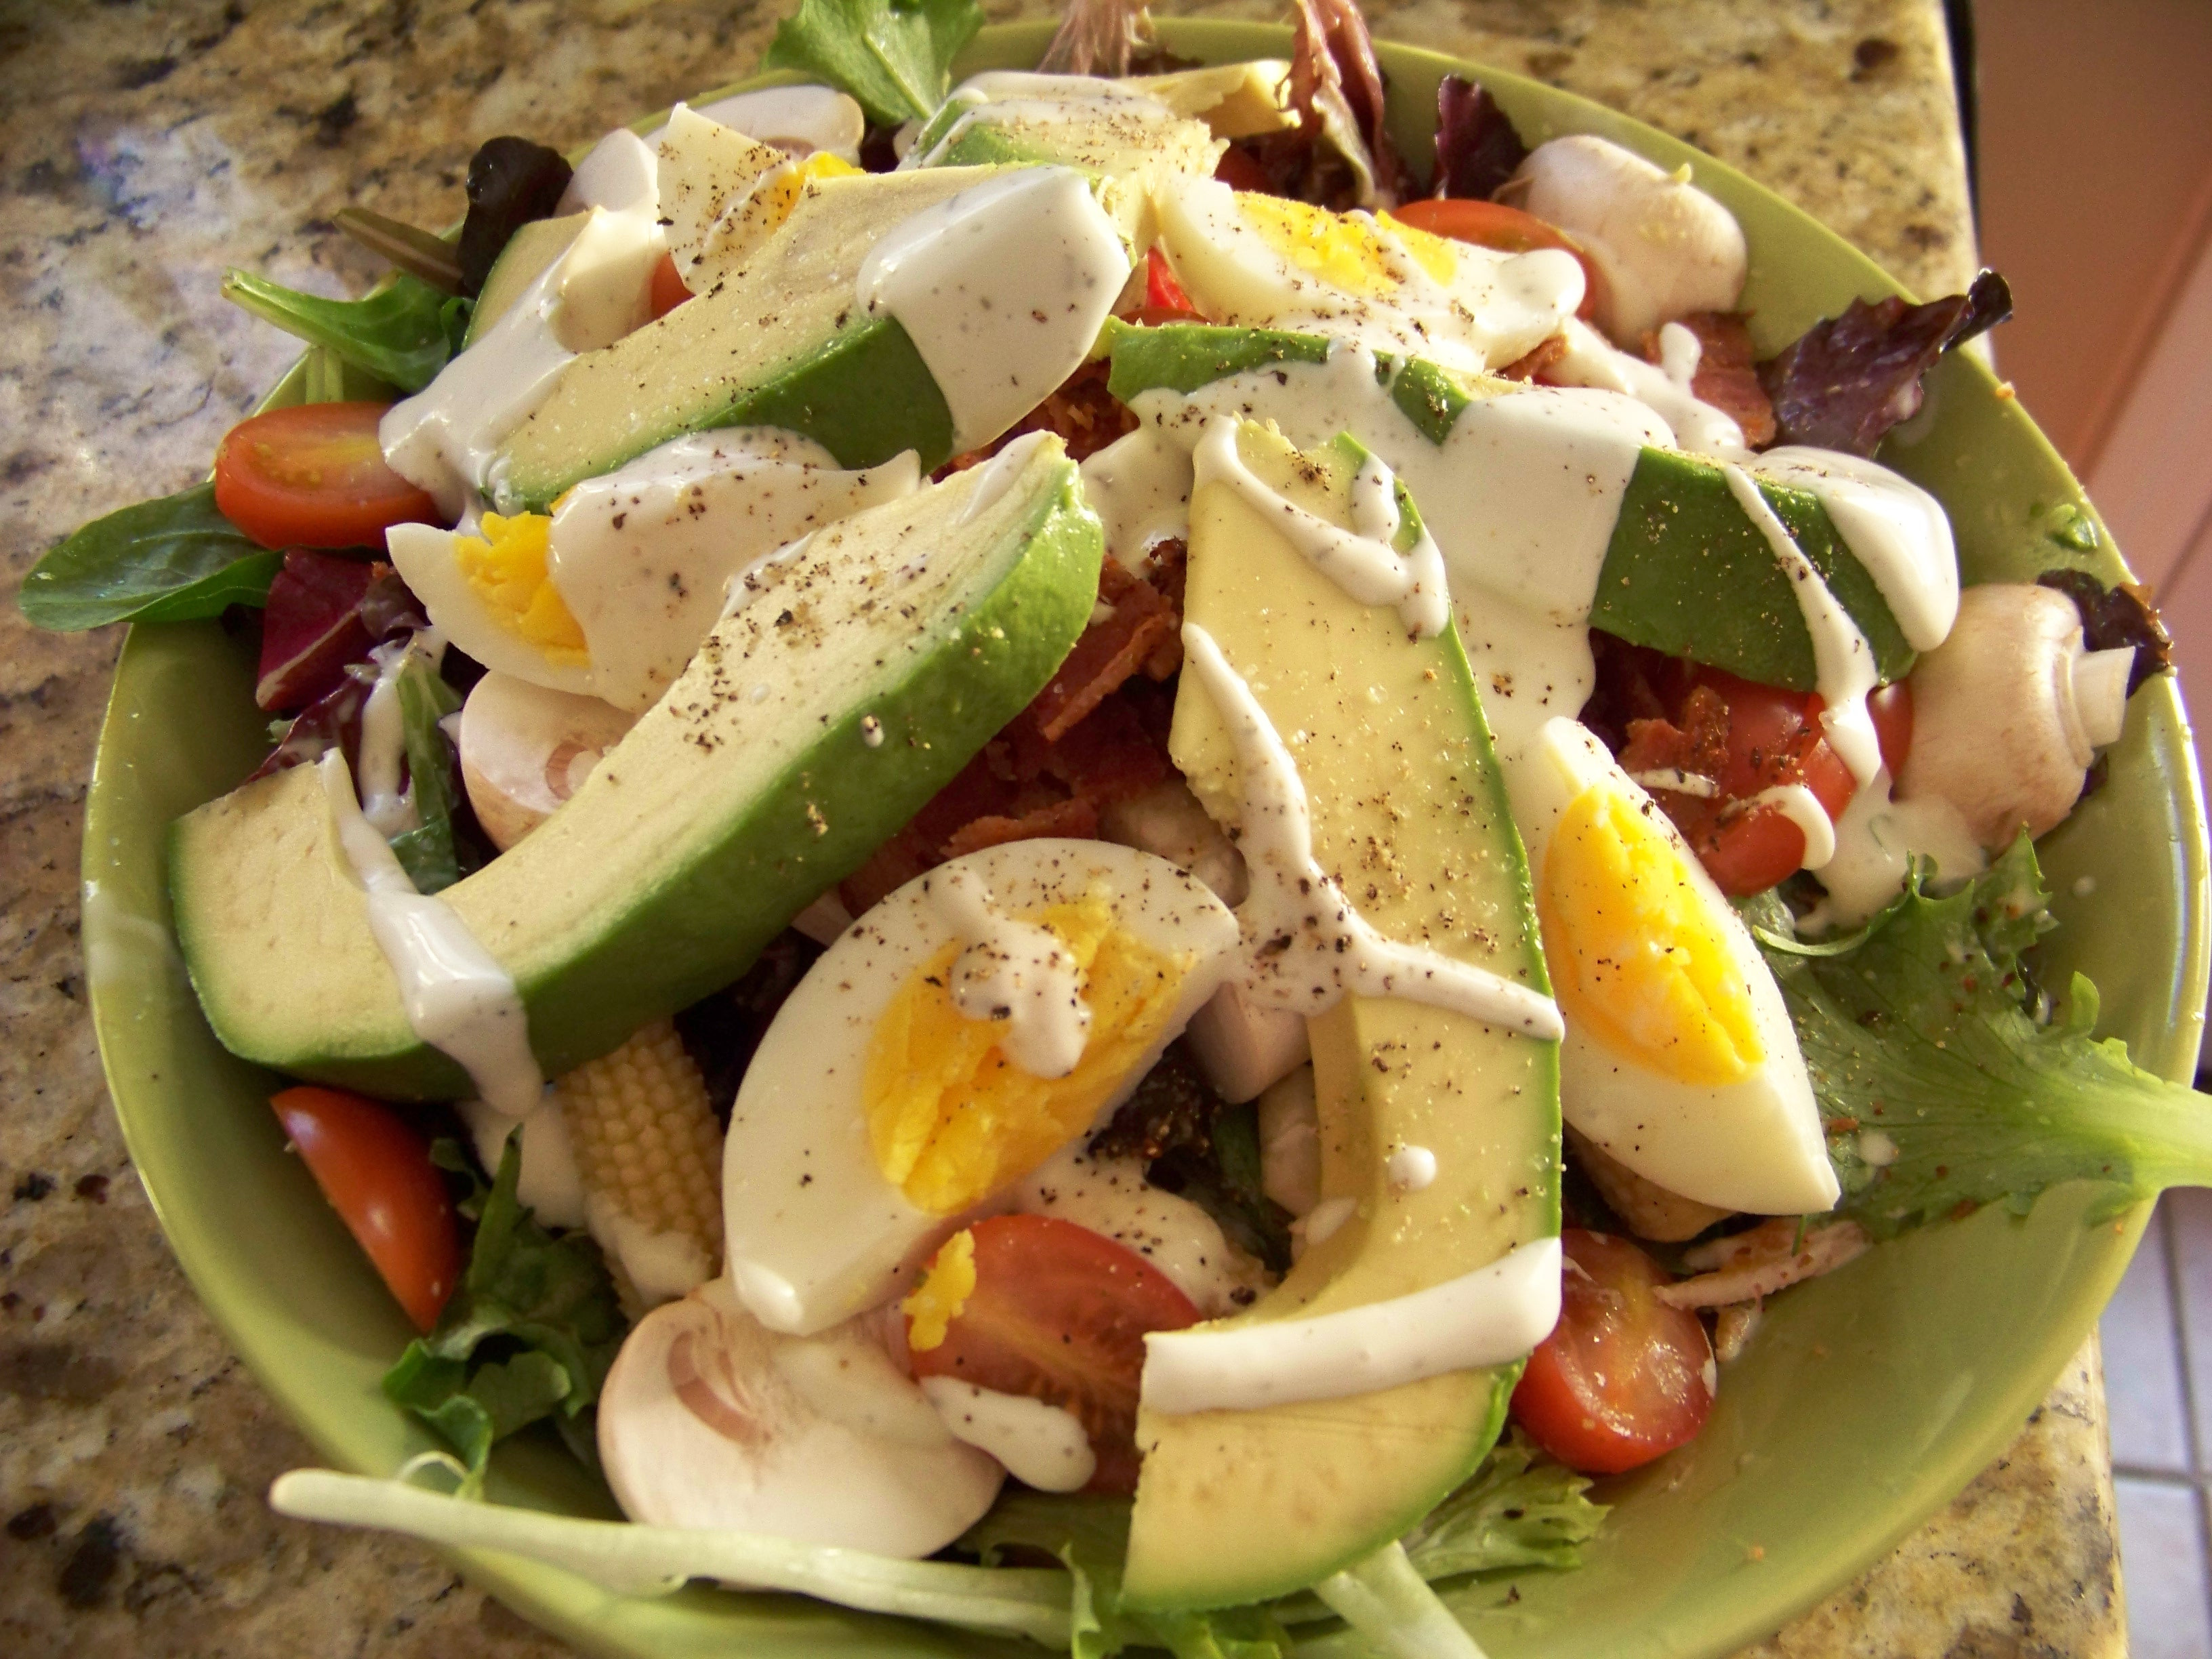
left=1511, top=1229, right=1715, bottom=1475
left=1388, top=197, right=1609, bottom=323
left=1144, top=246, right=1199, bottom=317
left=904, top=1214, right=1200, bottom=1494
left=271, top=1086, right=461, bottom=1332
left=649, top=251, right=692, bottom=319
left=214, top=402, right=440, bottom=551
left=1622, top=666, right=1917, bottom=897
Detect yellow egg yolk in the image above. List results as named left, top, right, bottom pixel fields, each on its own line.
left=1237, top=193, right=1458, bottom=294
left=901, top=1228, right=977, bottom=1353
left=752, top=150, right=863, bottom=236
left=1538, top=783, right=1764, bottom=1085
left=863, top=896, right=1189, bottom=1217
left=451, top=511, right=590, bottom=665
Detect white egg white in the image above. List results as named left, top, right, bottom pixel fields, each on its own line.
left=1515, top=718, right=1839, bottom=1216
left=722, top=840, right=1242, bottom=1338
left=1153, top=176, right=1582, bottom=374
left=386, top=432, right=918, bottom=713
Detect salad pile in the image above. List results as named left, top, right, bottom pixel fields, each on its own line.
left=28, top=0, right=2212, bottom=1652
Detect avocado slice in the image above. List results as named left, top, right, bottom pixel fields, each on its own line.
left=489, top=168, right=995, bottom=512
left=1105, top=321, right=1915, bottom=690
left=1126, top=422, right=1559, bottom=1610
left=909, top=81, right=1223, bottom=246
left=463, top=214, right=586, bottom=348
left=169, top=434, right=1103, bottom=1101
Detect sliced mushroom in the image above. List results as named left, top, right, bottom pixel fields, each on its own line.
left=1504, top=134, right=1747, bottom=345
left=1898, top=583, right=2136, bottom=848
left=1256, top=1063, right=1322, bottom=1218
left=598, top=1279, right=1004, bottom=1554
left=1183, top=979, right=1309, bottom=1105
left=1097, top=777, right=1250, bottom=907
left=459, top=672, right=638, bottom=852
left=1566, top=1124, right=1732, bottom=1243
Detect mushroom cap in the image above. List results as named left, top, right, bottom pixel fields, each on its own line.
left=597, top=1279, right=1004, bottom=1556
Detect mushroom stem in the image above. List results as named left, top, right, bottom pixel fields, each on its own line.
left=1897, top=583, right=2136, bottom=849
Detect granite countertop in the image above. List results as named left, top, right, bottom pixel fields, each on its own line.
left=0, top=1, right=2124, bottom=1654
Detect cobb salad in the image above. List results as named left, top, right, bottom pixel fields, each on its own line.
left=30, top=0, right=2212, bottom=1653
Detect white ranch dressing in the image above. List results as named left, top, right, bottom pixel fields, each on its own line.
left=1720, top=463, right=1883, bottom=785
left=1080, top=426, right=1195, bottom=571
left=1629, top=768, right=1719, bottom=799
left=855, top=168, right=1128, bottom=452
left=316, top=752, right=544, bottom=1114
left=386, top=203, right=664, bottom=518
left=1130, top=341, right=1664, bottom=647
left=919, top=1378, right=1096, bottom=1492
left=906, top=74, right=1177, bottom=173
left=1191, top=415, right=1448, bottom=639
left=1157, top=177, right=1582, bottom=374
left=354, top=628, right=445, bottom=836
left=1746, top=783, right=1838, bottom=869
left=1750, top=447, right=1959, bottom=651
left=1386, top=1143, right=1438, bottom=1193
left=1802, top=766, right=1986, bottom=929
left=1548, top=317, right=1749, bottom=460
left=1181, top=623, right=1564, bottom=1040
left=548, top=430, right=919, bottom=712
left=1140, top=1235, right=1562, bottom=1414
left=928, top=863, right=1092, bottom=1080
left=1654, top=319, right=1703, bottom=389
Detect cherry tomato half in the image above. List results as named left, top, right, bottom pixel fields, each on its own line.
left=1387, top=197, right=1610, bottom=323
left=213, top=402, right=440, bottom=551
left=271, top=1086, right=461, bottom=1332
left=1511, top=1229, right=1714, bottom=1475
left=648, top=251, right=692, bottom=319
left=904, top=1213, right=1200, bottom=1494
left=1143, top=246, right=1201, bottom=319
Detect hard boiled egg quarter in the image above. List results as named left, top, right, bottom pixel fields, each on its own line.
left=1154, top=178, right=1582, bottom=373
left=1515, top=718, right=1839, bottom=1216
left=722, top=840, right=1242, bottom=1338
left=386, top=430, right=918, bottom=712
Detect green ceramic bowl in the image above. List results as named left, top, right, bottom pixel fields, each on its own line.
left=81, top=19, right=2209, bottom=1658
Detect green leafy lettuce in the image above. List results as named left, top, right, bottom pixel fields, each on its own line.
left=761, top=0, right=983, bottom=126
left=382, top=652, right=470, bottom=894
left=383, top=1139, right=626, bottom=1477
left=221, top=269, right=468, bottom=394
left=1750, top=838, right=2212, bottom=1238
left=18, top=482, right=279, bottom=631
left=1401, top=1429, right=1610, bottom=1578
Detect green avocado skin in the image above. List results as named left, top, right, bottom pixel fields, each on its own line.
left=497, top=315, right=956, bottom=514
left=1107, top=322, right=1916, bottom=689
left=168, top=457, right=1103, bottom=1101
left=1595, top=451, right=1914, bottom=690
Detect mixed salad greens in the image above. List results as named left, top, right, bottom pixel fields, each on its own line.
left=33, top=0, right=2212, bottom=1653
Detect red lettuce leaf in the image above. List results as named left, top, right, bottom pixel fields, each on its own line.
left=1757, top=269, right=2012, bottom=457
left=1431, top=74, right=1526, bottom=201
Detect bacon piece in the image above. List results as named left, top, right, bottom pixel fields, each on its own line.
left=941, top=797, right=1101, bottom=861
left=1643, top=312, right=1776, bottom=448
left=1499, top=333, right=1568, bottom=384
left=1618, top=684, right=1731, bottom=780
left=938, top=358, right=1139, bottom=478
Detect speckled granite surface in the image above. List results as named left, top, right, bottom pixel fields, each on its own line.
left=0, top=1, right=2118, bottom=1655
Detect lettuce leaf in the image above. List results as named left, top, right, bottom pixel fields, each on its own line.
left=220, top=269, right=465, bottom=394
left=384, top=651, right=468, bottom=893
left=18, top=482, right=279, bottom=632
left=761, top=0, right=983, bottom=127
left=1753, top=838, right=2212, bottom=1238
left=382, top=1138, right=626, bottom=1477
left=1401, top=1429, right=1608, bottom=1578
